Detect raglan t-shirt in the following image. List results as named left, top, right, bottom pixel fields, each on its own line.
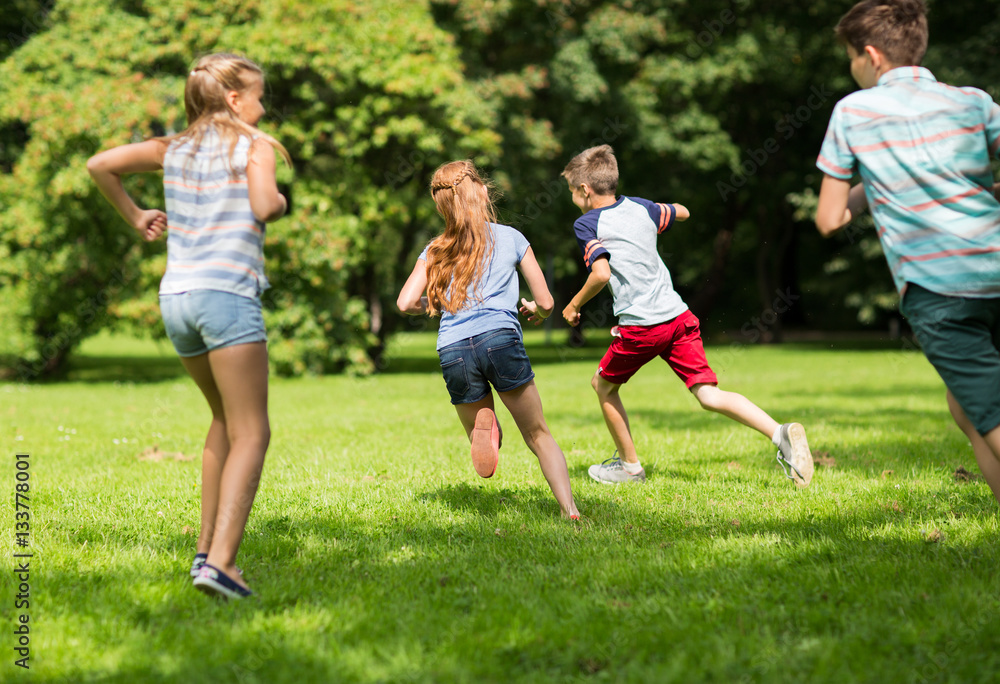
left=419, top=223, right=530, bottom=350
left=573, top=196, right=687, bottom=326
left=160, top=128, right=268, bottom=298
left=817, top=66, right=1000, bottom=298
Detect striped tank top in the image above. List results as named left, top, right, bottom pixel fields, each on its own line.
left=160, top=128, right=268, bottom=298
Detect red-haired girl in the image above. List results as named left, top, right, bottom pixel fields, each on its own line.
left=397, top=161, right=580, bottom=519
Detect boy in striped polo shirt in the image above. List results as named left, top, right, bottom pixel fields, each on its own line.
left=816, top=0, right=1000, bottom=504
left=561, top=145, right=814, bottom=487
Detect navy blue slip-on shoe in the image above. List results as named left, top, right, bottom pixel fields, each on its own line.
left=192, top=563, right=252, bottom=600
left=191, top=553, right=241, bottom=578
left=190, top=553, right=208, bottom=578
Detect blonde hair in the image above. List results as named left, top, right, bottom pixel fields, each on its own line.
left=424, top=161, right=498, bottom=317
left=163, top=53, right=291, bottom=171
left=561, top=144, right=619, bottom=196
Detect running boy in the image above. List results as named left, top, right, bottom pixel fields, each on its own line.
left=815, top=0, right=1000, bottom=504
left=561, top=145, right=814, bottom=487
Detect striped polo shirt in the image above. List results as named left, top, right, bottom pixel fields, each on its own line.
left=159, top=128, right=268, bottom=298
left=573, top=196, right=686, bottom=326
left=817, top=67, right=1000, bottom=297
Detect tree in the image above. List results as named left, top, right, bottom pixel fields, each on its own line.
left=429, top=0, right=999, bottom=340
left=0, top=0, right=499, bottom=378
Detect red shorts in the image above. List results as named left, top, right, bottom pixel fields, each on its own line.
left=598, top=310, right=718, bottom=388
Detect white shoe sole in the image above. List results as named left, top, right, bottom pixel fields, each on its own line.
left=784, top=423, right=814, bottom=488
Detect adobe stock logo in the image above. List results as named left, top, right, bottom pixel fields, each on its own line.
left=717, top=84, right=834, bottom=201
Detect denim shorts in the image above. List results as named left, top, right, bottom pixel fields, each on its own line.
left=159, top=290, right=267, bottom=357
left=438, top=328, right=534, bottom=404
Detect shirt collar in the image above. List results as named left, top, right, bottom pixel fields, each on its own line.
left=877, top=66, right=935, bottom=87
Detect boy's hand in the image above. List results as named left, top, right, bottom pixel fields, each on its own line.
left=519, top=298, right=547, bottom=326
left=562, top=302, right=581, bottom=327
left=134, top=209, right=167, bottom=241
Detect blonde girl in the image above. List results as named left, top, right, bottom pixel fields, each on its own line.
left=397, top=161, right=580, bottom=519
left=88, top=53, right=290, bottom=599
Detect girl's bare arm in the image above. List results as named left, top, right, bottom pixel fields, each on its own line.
left=397, top=259, right=429, bottom=314
left=517, top=247, right=553, bottom=324
left=87, top=140, right=168, bottom=241
left=246, top=139, right=287, bottom=223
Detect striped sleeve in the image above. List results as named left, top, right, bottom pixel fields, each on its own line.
left=632, top=196, right=677, bottom=234
left=984, top=94, right=1000, bottom=160
left=817, top=101, right=856, bottom=180
left=573, top=214, right=609, bottom=270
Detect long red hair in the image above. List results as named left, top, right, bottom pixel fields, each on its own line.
left=425, top=161, right=498, bottom=316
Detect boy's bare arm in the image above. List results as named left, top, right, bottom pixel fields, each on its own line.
left=816, top=175, right=867, bottom=236
left=562, top=257, right=611, bottom=326
left=672, top=203, right=690, bottom=221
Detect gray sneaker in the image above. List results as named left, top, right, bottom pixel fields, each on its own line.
left=587, top=453, right=646, bottom=484
left=776, top=422, right=814, bottom=488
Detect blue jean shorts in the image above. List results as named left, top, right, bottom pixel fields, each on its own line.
left=438, top=328, right=535, bottom=404
left=159, top=290, right=267, bottom=357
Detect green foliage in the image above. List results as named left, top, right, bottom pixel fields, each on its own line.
left=0, top=0, right=50, bottom=61
left=429, top=0, right=851, bottom=334
left=2, top=0, right=999, bottom=377
left=0, top=0, right=499, bottom=377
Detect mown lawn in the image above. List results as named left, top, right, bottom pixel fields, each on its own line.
left=2, top=331, right=998, bottom=683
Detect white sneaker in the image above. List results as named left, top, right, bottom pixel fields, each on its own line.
left=587, top=453, right=646, bottom=484
left=776, top=423, right=813, bottom=488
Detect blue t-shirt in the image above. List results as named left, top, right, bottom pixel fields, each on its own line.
left=817, top=66, right=1000, bottom=298
left=419, top=223, right=530, bottom=350
left=573, top=196, right=687, bottom=326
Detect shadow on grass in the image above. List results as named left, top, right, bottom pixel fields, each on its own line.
left=419, top=481, right=607, bottom=520
left=420, top=482, right=559, bottom=517
left=61, top=353, right=187, bottom=384
left=560, top=402, right=971, bottom=484
left=48, top=488, right=1000, bottom=683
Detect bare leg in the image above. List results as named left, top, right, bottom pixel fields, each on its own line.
left=196, top=342, right=270, bottom=589
left=454, top=393, right=499, bottom=443
left=179, top=354, right=230, bottom=556
left=690, top=383, right=779, bottom=439
left=497, top=380, right=579, bottom=519
left=592, top=372, right=638, bottom=464
left=947, top=390, right=1000, bottom=504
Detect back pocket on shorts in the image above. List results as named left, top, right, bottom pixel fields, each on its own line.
left=487, top=338, right=528, bottom=382
left=440, top=356, right=470, bottom=398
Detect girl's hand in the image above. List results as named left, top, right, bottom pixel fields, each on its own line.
left=134, top=209, right=167, bottom=241
left=519, top=298, right=548, bottom=326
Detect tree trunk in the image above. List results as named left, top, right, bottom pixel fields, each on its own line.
left=755, top=202, right=782, bottom=343
left=689, top=200, right=741, bottom=319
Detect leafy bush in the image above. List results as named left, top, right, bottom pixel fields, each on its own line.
left=0, top=0, right=499, bottom=378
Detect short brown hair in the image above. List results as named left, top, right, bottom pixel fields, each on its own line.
left=561, top=144, right=618, bottom=196
left=835, top=0, right=928, bottom=66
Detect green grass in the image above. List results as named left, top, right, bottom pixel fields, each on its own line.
left=3, top=331, right=999, bottom=683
